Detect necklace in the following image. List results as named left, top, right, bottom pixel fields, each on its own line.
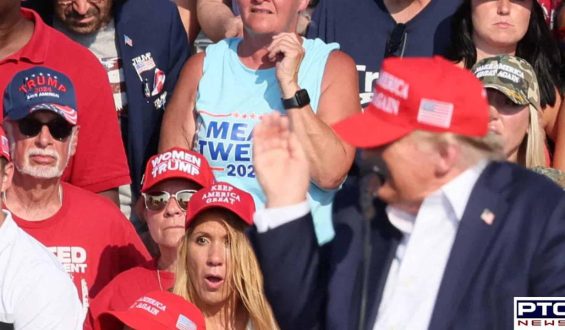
left=157, top=269, right=164, bottom=291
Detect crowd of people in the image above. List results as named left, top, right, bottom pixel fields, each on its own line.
left=1, top=0, right=565, bottom=329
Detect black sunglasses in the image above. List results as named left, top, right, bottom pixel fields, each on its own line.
left=384, top=23, right=407, bottom=58
left=17, top=117, right=74, bottom=141
left=142, top=189, right=198, bottom=211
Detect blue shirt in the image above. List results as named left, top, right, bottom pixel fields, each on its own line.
left=195, top=38, right=339, bottom=244
left=307, top=0, right=462, bottom=107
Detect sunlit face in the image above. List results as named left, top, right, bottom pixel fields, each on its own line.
left=471, top=0, right=533, bottom=52
left=144, top=179, right=201, bottom=250
left=486, top=89, right=530, bottom=161
left=362, top=133, right=439, bottom=208
left=54, top=0, right=114, bottom=35
left=9, top=111, right=77, bottom=180
left=238, top=0, right=308, bottom=35
left=187, top=213, right=233, bottom=308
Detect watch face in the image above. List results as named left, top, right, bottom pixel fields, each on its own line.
left=296, top=89, right=310, bottom=106
left=283, top=89, right=310, bottom=109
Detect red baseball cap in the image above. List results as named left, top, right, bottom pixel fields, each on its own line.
left=141, top=147, right=215, bottom=192
left=100, top=291, right=206, bottom=330
left=185, top=183, right=255, bottom=227
left=333, top=56, right=489, bottom=148
left=0, top=127, right=10, bottom=161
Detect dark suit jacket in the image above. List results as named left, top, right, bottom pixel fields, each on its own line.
left=251, top=162, right=565, bottom=330
left=23, top=0, right=190, bottom=199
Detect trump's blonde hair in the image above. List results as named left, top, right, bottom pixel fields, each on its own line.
left=410, top=129, right=505, bottom=167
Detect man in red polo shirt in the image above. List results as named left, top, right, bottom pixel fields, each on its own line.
left=0, top=0, right=129, bottom=203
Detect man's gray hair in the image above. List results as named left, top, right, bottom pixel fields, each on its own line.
left=3, top=121, right=16, bottom=161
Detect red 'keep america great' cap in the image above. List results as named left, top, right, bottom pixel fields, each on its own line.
left=141, top=147, right=215, bottom=192
left=185, top=183, right=255, bottom=228
left=332, top=56, right=490, bottom=148
left=99, top=291, right=206, bottom=330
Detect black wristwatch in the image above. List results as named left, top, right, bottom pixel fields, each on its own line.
left=282, top=89, right=310, bottom=109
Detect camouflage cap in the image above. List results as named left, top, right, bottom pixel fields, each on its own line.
left=471, top=55, right=540, bottom=111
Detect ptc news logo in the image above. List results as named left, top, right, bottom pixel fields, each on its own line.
left=515, top=297, right=565, bottom=328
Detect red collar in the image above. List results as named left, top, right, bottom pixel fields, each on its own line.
left=3, top=8, right=50, bottom=64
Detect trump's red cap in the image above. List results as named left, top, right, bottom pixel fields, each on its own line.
left=333, top=56, right=489, bottom=148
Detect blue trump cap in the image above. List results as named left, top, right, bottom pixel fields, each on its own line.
left=3, top=66, right=78, bottom=125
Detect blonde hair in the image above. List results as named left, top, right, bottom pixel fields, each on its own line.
left=174, top=211, right=278, bottom=330
left=517, top=105, right=547, bottom=168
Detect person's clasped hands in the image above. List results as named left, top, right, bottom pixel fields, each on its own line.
left=267, top=33, right=305, bottom=98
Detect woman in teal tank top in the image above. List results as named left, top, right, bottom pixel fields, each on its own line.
left=160, top=0, right=360, bottom=245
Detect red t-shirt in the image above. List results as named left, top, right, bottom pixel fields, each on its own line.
left=85, top=259, right=175, bottom=330
left=12, top=183, right=151, bottom=312
left=0, top=8, right=130, bottom=193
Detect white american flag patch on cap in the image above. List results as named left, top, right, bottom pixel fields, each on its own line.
left=176, top=314, right=197, bottom=330
left=417, top=98, right=454, bottom=128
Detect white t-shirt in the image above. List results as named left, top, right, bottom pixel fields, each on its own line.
left=0, top=211, right=84, bottom=329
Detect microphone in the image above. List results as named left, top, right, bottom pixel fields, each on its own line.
left=358, top=155, right=388, bottom=220
left=370, top=157, right=389, bottom=188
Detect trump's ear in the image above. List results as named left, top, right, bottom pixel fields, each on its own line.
left=435, top=139, right=460, bottom=177
left=298, top=0, right=310, bottom=13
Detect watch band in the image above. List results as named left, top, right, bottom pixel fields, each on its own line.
left=282, top=89, right=310, bottom=109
